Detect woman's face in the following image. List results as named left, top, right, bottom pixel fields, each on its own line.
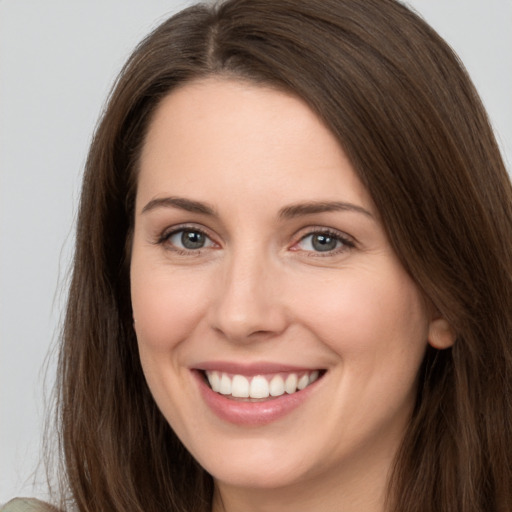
left=131, top=78, right=442, bottom=497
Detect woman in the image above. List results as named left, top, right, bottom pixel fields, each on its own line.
left=4, top=0, right=511, bottom=510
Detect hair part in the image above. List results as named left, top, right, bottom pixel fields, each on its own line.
left=55, top=1, right=512, bottom=510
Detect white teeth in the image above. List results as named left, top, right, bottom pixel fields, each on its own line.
left=205, top=370, right=322, bottom=399
left=284, top=373, right=298, bottom=394
left=219, top=373, right=232, bottom=395
left=250, top=376, right=270, bottom=398
left=297, top=374, right=309, bottom=390
left=231, top=375, right=250, bottom=398
left=269, top=375, right=285, bottom=397
left=209, top=371, right=221, bottom=392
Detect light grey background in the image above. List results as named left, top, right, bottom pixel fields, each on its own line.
left=1, top=0, right=511, bottom=503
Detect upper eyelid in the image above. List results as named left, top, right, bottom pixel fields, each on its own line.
left=159, top=223, right=214, bottom=240
left=155, top=223, right=356, bottom=249
left=293, top=226, right=356, bottom=244
left=157, top=226, right=218, bottom=255
left=287, top=228, right=357, bottom=259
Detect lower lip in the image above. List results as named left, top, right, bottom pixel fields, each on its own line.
left=193, top=371, right=322, bottom=426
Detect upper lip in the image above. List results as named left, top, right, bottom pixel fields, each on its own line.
left=193, top=361, right=324, bottom=376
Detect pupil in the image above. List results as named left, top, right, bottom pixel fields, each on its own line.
left=181, top=231, right=205, bottom=249
left=312, top=234, right=337, bottom=252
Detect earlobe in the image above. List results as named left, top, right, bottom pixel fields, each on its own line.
left=428, top=317, right=456, bottom=349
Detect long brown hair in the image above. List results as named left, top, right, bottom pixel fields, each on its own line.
left=55, top=0, right=512, bottom=510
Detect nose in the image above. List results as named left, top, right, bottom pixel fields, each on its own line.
left=208, top=249, right=289, bottom=343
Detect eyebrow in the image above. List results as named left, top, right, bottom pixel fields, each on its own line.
left=141, top=196, right=373, bottom=220
left=278, top=201, right=373, bottom=219
left=141, top=196, right=217, bottom=216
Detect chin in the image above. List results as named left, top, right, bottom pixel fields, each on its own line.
left=208, top=462, right=310, bottom=490
left=188, top=437, right=323, bottom=491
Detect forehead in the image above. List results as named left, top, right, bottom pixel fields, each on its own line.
left=137, top=78, right=374, bottom=216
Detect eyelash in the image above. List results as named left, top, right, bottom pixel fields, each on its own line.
left=156, top=225, right=355, bottom=256
left=156, top=225, right=215, bottom=256
left=293, top=228, right=356, bottom=256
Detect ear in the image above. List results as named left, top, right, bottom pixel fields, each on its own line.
left=428, top=317, right=456, bottom=349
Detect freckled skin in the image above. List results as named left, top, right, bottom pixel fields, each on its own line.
left=130, top=78, right=450, bottom=512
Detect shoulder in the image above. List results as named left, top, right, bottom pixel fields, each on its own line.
left=0, top=499, right=58, bottom=512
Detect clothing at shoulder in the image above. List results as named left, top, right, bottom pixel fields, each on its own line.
left=1, top=499, right=57, bottom=512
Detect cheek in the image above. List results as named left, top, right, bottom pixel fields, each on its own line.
left=290, top=267, right=429, bottom=436
left=291, top=266, right=429, bottom=363
left=130, top=262, right=208, bottom=429
left=130, top=263, right=210, bottom=352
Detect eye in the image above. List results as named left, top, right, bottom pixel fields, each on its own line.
left=163, top=228, right=216, bottom=251
left=295, top=230, right=354, bottom=254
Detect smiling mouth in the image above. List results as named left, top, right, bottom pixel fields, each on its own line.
left=202, top=370, right=326, bottom=401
